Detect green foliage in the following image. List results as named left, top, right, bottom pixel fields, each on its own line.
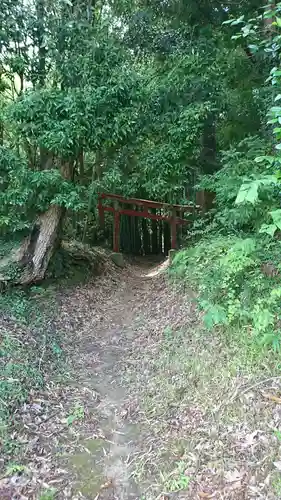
left=1, top=328, right=41, bottom=454
left=0, top=0, right=269, bottom=247
left=199, top=137, right=276, bottom=233
left=235, top=176, right=276, bottom=205
left=0, top=145, right=86, bottom=236
left=96, top=12, right=265, bottom=201
left=0, top=276, right=65, bottom=458
left=0, top=0, right=142, bottom=240
left=171, top=235, right=281, bottom=350
left=0, top=332, right=43, bottom=411
left=66, top=403, right=85, bottom=426
left=39, top=488, right=57, bottom=500
left=5, top=463, right=27, bottom=476
left=219, top=4, right=281, bottom=231
left=180, top=6, right=281, bottom=354
left=161, top=461, right=190, bottom=493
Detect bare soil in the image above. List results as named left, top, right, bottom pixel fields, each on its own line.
left=1, top=257, right=281, bottom=499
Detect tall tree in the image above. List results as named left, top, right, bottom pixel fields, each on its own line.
left=0, top=0, right=272, bottom=282
left=0, top=0, right=141, bottom=282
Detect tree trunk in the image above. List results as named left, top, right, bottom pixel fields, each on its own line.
left=151, top=209, right=158, bottom=254
left=201, top=113, right=217, bottom=174
left=36, top=0, right=46, bottom=88
left=0, top=119, right=3, bottom=146
left=0, top=161, right=72, bottom=285
left=15, top=204, right=64, bottom=284
left=163, top=222, right=171, bottom=256
left=0, top=205, right=64, bottom=285
left=264, top=2, right=275, bottom=34
left=142, top=218, right=150, bottom=255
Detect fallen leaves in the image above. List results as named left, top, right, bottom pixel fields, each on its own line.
left=262, top=392, right=281, bottom=404
left=100, top=479, right=113, bottom=490
left=2, top=257, right=281, bottom=500
left=198, top=491, right=216, bottom=498
left=273, top=461, right=281, bottom=472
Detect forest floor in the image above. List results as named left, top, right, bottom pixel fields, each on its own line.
left=1, top=256, right=281, bottom=500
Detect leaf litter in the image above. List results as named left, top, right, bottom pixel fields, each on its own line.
left=1, top=255, right=281, bottom=499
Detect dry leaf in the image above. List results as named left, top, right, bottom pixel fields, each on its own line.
left=224, top=469, right=244, bottom=484
left=100, top=480, right=112, bottom=490
left=241, top=430, right=261, bottom=448
left=262, top=392, right=281, bottom=404
left=273, top=461, right=281, bottom=471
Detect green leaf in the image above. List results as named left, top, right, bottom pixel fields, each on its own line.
left=270, top=209, right=281, bottom=229
left=204, top=305, right=228, bottom=330
left=270, top=106, right=281, bottom=112
left=236, top=176, right=277, bottom=205
left=241, top=25, right=253, bottom=37
left=270, top=287, right=281, bottom=298
left=222, top=19, right=235, bottom=25
left=259, top=223, right=277, bottom=237
left=235, top=181, right=260, bottom=204
left=255, top=156, right=268, bottom=163
left=253, top=308, right=274, bottom=333
left=273, top=336, right=281, bottom=353
left=231, top=15, right=245, bottom=25
left=274, top=430, right=281, bottom=441
left=248, top=44, right=258, bottom=53
left=259, top=333, right=281, bottom=351
left=51, top=342, right=63, bottom=356
left=5, top=463, right=26, bottom=476
left=66, top=414, right=76, bottom=426
left=255, top=155, right=276, bottom=166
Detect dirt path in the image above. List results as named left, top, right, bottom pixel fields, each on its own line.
left=57, top=258, right=183, bottom=500
left=3, top=258, right=281, bottom=499
left=51, top=258, right=280, bottom=500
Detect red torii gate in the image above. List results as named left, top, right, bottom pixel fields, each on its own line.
left=98, top=193, right=199, bottom=253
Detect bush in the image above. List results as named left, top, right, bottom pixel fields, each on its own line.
left=171, top=234, right=281, bottom=351
left=199, top=136, right=276, bottom=234
left=0, top=285, right=64, bottom=458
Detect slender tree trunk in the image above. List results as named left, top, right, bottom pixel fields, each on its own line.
left=36, top=0, right=46, bottom=87
left=159, top=220, right=163, bottom=254
left=151, top=209, right=158, bottom=254
left=264, top=2, right=275, bottom=34
left=0, top=119, right=3, bottom=146
left=142, top=218, right=150, bottom=255
left=201, top=113, right=217, bottom=174
left=163, top=222, right=170, bottom=256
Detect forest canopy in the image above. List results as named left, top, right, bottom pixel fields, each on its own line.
left=0, top=0, right=278, bottom=284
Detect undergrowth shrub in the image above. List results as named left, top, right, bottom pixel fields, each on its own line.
left=199, top=136, right=276, bottom=234
left=171, top=235, right=281, bottom=351
left=174, top=136, right=281, bottom=351
left=0, top=332, right=44, bottom=436
left=0, top=237, right=104, bottom=460
left=0, top=284, right=64, bottom=459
